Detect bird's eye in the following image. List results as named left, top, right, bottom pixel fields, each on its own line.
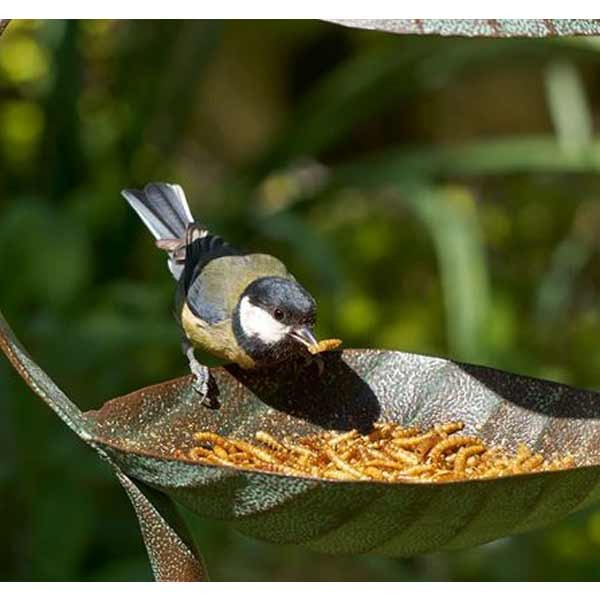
left=273, top=309, right=285, bottom=321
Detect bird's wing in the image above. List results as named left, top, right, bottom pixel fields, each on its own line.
left=180, top=229, right=240, bottom=294
left=183, top=254, right=289, bottom=325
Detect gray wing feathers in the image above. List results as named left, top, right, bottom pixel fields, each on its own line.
left=183, top=256, right=243, bottom=325
left=183, top=255, right=287, bottom=325
left=122, top=182, right=193, bottom=241
left=186, top=279, right=229, bottom=324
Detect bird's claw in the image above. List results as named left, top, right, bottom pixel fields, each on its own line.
left=191, top=371, right=209, bottom=399
left=186, top=348, right=210, bottom=403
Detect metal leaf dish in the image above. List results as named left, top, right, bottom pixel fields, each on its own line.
left=2, top=310, right=598, bottom=579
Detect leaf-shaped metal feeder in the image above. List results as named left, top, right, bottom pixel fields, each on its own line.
left=3, top=309, right=599, bottom=580
left=327, top=19, right=600, bottom=38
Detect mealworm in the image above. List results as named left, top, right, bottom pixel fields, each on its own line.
left=328, top=430, right=358, bottom=447
left=255, top=431, right=289, bottom=453
left=323, top=447, right=368, bottom=480
left=231, top=439, right=279, bottom=464
left=429, top=436, right=480, bottom=465
left=392, top=431, right=438, bottom=449
left=454, top=444, right=486, bottom=475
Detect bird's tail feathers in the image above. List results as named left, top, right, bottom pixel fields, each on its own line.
left=122, top=182, right=195, bottom=241
left=122, top=182, right=208, bottom=279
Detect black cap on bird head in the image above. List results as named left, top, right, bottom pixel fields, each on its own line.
left=233, top=276, right=317, bottom=364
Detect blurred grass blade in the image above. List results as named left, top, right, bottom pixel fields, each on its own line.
left=253, top=33, right=600, bottom=193
left=387, top=184, right=491, bottom=362
left=535, top=236, right=592, bottom=325
left=333, top=136, right=600, bottom=181
left=317, top=166, right=493, bottom=361
left=257, top=38, right=564, bottom=177
left=327, top=20, right=600, bottom=38
left=544, top=59, right=593, bottom=157
left=535, top=201, right=600, bottom=325
left=255, top=42, right=435, bottom=174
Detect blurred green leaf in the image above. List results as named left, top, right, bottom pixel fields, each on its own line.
left=376, top=182, right=492, bottom=362
left=544, top=59, right=593, bottom=156
left=334, top=136, right=600, bottom=182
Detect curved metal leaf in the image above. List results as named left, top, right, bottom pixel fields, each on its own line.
left=0, top=309, right=206, bottom=581
left=328, top=19, right=600, bottom=38
left=115, top=469, right=208, bottom=581
left=87, top=350, right=600, bottom=557
left=3, top=306, right=600, bottom=562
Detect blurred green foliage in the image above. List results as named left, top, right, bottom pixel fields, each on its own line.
left=2, top=19, right=600, bottom=581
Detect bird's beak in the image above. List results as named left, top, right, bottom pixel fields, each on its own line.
left=289, top=325, right=318, bottom=349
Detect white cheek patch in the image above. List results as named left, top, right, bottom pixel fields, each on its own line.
left=239, top=297, right=290, bottom=344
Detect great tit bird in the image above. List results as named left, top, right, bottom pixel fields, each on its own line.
left=122, top=182, right=318, bottom=397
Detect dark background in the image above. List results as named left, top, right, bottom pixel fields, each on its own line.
left=1, top=19, right=600, bottom=581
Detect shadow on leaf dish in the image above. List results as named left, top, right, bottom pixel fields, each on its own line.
left=226, top=351, right=381, bottom=434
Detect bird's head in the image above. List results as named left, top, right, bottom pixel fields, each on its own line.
left=233, top=276, right=317, bottom=363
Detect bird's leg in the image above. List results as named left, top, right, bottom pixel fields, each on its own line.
left=182, top=341, right=210, bottom=400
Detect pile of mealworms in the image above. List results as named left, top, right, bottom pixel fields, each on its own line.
left=179, top=421, right=575, bottom=482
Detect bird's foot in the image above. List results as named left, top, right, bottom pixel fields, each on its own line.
left=186, top=350, right=211, bottom=404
